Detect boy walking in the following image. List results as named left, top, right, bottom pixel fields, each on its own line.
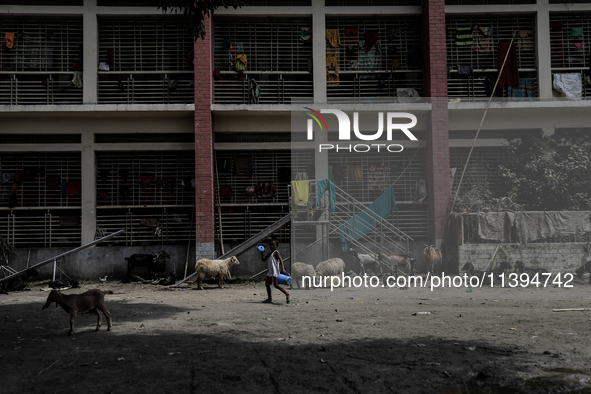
left=261, top=239, right=291, bottom=304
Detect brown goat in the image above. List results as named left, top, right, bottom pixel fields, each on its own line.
left=42, top=289, right=113, bottom=336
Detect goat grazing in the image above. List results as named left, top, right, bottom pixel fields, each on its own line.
left=42, top=289, right=113, bottom=336
left=423, top=245, right=442, bottom=275
left=291, top=262, right=316, bottom=289
left=575, top=261, right=591, bottom=284
left=378, top=252, right=415, bottom=274
left=194, top=256, right=240, bottom=290
left=348, top=250, right=381, bottom=274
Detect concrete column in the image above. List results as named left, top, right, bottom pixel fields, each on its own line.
left=312, top=0, right=326, bottom=103
left=422, top=0, right=451, bottom=246
left=312, top=0, right=328, bottom=180
left=194, top=17, right=215, bottom=260
left=536, top=0, right=553, bottom=99
left=80, top=130, right=96, bottom=245
left=83, top=0, right=98, bottom=104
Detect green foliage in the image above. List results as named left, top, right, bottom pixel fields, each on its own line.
left=0, top=235, right=15, bottom=264
left=152, top=251, right=170, bottom=279
left=499, top=130, right=591, bottom=211
left=453, top=182, right=522, bottom=212
left=160, top=0, right=245, bottom=40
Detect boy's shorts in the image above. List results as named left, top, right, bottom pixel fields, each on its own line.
left=265, top=276, right=278, bottom=286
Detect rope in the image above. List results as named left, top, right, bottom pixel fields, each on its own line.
left=451, top=35, right=516, bottom=209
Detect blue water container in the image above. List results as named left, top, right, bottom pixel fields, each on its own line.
left=277, top=272, right=292, bottom=286
left=256, top=243, right=266, bottom=252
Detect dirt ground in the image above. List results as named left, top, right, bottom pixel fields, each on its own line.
left=2, top=275, right=591, bottom=394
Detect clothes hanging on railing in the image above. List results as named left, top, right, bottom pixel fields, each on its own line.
left=326, top=29, right=341, bottom=85
left=71, top=71, right=83, bottom=88
left=234, top=156, right=252, bottom=176
left=256, top=182, right=274, bottom=198
left=220, top=186, right=233, bottom=199
left=368, top=164, right=389, bottom=192
left=550, top=23, right=564, bottom=60
left=508, top=78, right=534, bottom=99
left=517, top=30, right=534, bottom=52
left=338, top=185, right=397, bottom=252
left=358, top=39, right=381, bottom=78
left=455, top=27, right=473, bottom=46
left=291, top=180, right=310, bottom=207
left=406, top=47, right=422, bottom=68
left=497, top=42, right=519, bottom=87
left=364, top=32, right=378, bottom=53
left=413, top=179, right=427, bottom=203
left=4, top=32, right=14, bottom=49
left=348, top=165, right=363, bottom=181
left=472, top=26, right=492, bottom=54
left=316, top=179, right=335, bottom=212
left=249, top=79, right=260, bottom=104
left=553, top=73, right=582, bottom=100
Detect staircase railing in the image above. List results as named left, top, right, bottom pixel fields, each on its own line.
left=289, top=180, right=414, bottom=268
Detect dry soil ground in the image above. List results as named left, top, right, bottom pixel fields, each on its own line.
left=2, top=276, right=591, bottom=393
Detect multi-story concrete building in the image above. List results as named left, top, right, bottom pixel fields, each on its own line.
left=1, top=0, right=589, bottom=278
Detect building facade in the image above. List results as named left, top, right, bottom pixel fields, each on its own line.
left=1, top=0, right=590, bottom=278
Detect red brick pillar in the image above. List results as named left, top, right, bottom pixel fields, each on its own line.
left=422, top=0, right=450, bottom=246
left=194, top=17, right=215, bottom=260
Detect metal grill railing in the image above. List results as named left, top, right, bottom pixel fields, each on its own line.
left=97, top=16, right=194, bottom=104
left=0, top=16, right=84, bottom=105
left=97, top=71, right=194, bottom=104
left=0, top=73, right=83, bottom=105
left=328, top=148, right=426, bottom=204
left=213, top=17, right=313, bottom=104
left=447, top=75, right=538, bottom=99
left=325, top=16, right=423, bottom=98
left=549, top=13, right=591, bottom=98
left=213, top=76, right=313, bottom=104
left=96, top=207, right=193, bottom=247
left=0, top=152, right=82, bottom=208
left=96, top=151, right=195, bottom=207
left=446, top=15, right=538, bottom=98
left=215, top=210, right=291, bottom=243
left=214, top=150, right=314, bottom=206
left=0, top=209, right=81, bottom=248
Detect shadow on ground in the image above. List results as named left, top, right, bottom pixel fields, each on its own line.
left=1, top=297, right=590, bottom=393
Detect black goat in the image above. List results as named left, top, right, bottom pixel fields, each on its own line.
left=123, top=254, right=156, bottom=282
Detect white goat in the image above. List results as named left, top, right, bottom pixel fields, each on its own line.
left=291, top=262, right=316, bottom=289
left=348, top=250, right=381, bottom=274
left=195, top=256, right=240, bottom=290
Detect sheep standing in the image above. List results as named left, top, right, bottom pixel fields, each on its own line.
left=315, top=258, right=346, bottom=287
left=195, top=256, right=240, bottom=290
left=291, top=262, right=316, bottom=289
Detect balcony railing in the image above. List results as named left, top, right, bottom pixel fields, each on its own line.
left=213, top=73, right=313, bottom=104
left=97, top=71, right=193, bottom=104
left=327, top=73, right=423, bottom=100
left=447, top=73, right=538, bottom=99
left=0, top=72, right=83, bottom=105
